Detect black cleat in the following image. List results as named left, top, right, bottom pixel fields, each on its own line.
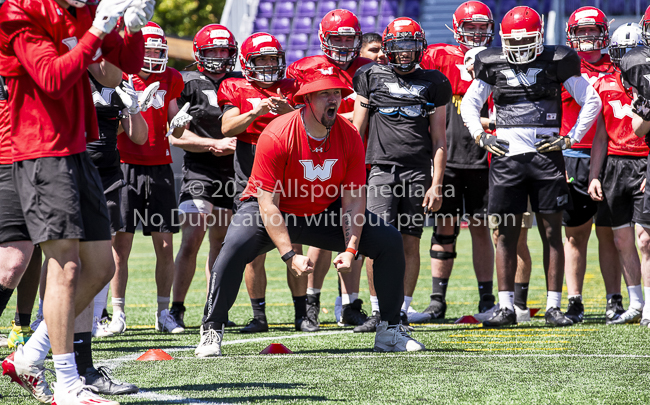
left=353, top=311, right=381, bottom=333
left=605, top=294, right=626, bottom=325
left=239, top=318, right=268, bottom=333
left=340, top=299, right=368, bottom=326
left=169, top=304, right=186, bottom=329
left=483, top=306, right=517, bottom=327
left=565, top=297, right=584, bottom=324
left=478, top=294, right=496, bottom=313
left=226, top=319, right=237, bottom=327
left=295, top=316, right=319, bottom=332
left=545, top=307, right=573, bottom=327
left=306, top=294, right=320, bottom=328
left=399, top=311, right=414, bottom=331
left=82, top=366, right=139, bottom=395
left=423, top=294, right=447, bottom=319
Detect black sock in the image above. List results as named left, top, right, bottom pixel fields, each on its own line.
left=73, top=332, right=93, bottom=375
left=171, top=301, right=185, bottom=311
left=337, top=278, right=342, bottom=296
left=0, top=285, right=14, bottom=318
left=14, top=312, right=31, bottom=327
left=251, top=297, right=266, bottom=319
left=101, top=308, right=110, bottom=320
left=478, top=281, right=494, bottom=299
left=432, top=277, right=449, bottom=298
left=307, top=293, right=320, bottom=305
left=293, top=295, right=307, bottom=319
left=514, top=283, right=529, bottom=309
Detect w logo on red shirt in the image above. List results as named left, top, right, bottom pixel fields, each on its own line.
left=300, top=159, right=338, bottom=181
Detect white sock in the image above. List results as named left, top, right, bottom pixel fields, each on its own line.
left=498, top=291, right=515, bottom=311
left=546, top=291, right=562, bottom=310
left=21, top=322, right=51, bottom=364
left=53, top=353, right=79, bottom=390
left=93, top=283, right=110, bottom=320
left=157, top=296, right=170, bottom=315
left=643, top=288, right=650, bottom=319
left=628, top=285, right=644, bottom=310
left=370, top=295, right=380, bottom=313
left=401, top=296, right=412, bottom=313
left=568, top=294, right=582, bottom=301
left=112, top=297, right=125, bottom=314
left=306, top=287, right=320, bottom=295
left=341, top=294, right=353, bottom=306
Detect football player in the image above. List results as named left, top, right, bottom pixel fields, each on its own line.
left=360, top=32, right=387, bottom=64
left=588, top=23, right=650, bottom=326
left=419, top=1, right=496, bottom=320
left=110, top=22, right=187, bottom=335
left=219, top=33, right=318, bottom=333
left=560, top=6, right=622, bottom=324
left=287, top=9, right=374, bottom=328
left=353, top=17, right=451, bottom=327
left=168, top=24, right=239, bottom=330
left=195, top=74, right=425, bottom=357
left=460, top=6, right=601, bottom=326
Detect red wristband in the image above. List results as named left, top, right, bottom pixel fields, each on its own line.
left=345, top=247, right=358, bottom=258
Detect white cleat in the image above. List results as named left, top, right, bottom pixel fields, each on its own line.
left=0, top=334, right=7, bottom=348
left=373, top=321, right=425, bottom=352
left=609, top=307, right=642, bottom=324
left=406, top=306, right=431, bottom=323
left=515, top=305, right=531, bottom=322
left=52, top=377, right=119, bottom=405
left=155, top=309, right=185, bottom=333
left=107, top=312, right=126, bottom=334
left=195, top=325, right=223, bottom=357
left=474, top=303, right=500, bottom=323
left=92, top=317, right=114, bottom=338
left=1, top=345, right=53, bottom=403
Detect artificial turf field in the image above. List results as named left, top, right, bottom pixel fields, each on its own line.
left=2, top=227, right=650, bottom=404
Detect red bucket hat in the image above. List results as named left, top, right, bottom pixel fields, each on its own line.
left=293, top=75, right=354, bottom=104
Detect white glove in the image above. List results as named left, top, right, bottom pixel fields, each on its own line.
left=123, top=0, right=155, bottom=33
left=138, top=81, right=160, bottom=112
left=165, top=103, right=192, bottom=137
left=114, top=75, right=140, bottom=115
left=93, top=0, right=134, bottom=34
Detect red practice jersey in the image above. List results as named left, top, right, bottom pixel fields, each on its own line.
left=421, top=44, right=473, bottom=96
left=286, top=55, right=372, bottom=114
left=117, top=69, right=184, bottom=166
left=217, top=78, right=299, bottom=145
left=594, top=72, right=649, bottom=157
left=560, top=54, right=616, bottom=148
left=0, top=0, right=144, bottom=161
left=0, top=77, right=10, bottom=165
left=242, top=109, right=366, bottom=216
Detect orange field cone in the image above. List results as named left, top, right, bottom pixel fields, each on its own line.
left=455, top=315, right=480, bottom=324
left=136, top=349, right=173, bottom=361
left=529, top=308, right=540, bottom=317
left=260, top=343, right=293, bottom=354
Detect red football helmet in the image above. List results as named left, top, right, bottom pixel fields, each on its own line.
left=382, top=17, right=426, bottom=72
left=500, top=6, right=544, bottom=64
left=240, top=33, right=286, bottom=83
left=452, top=1, right=495, bottom=48
left=318, top=9, right=362, bottom=63
left=142, top=22, right=168, bottom=73
left=193, top=24, right=238, bottom=74
left=566, top=7, right=609, bottom=51
left=641, top=5, right=650, bottom=46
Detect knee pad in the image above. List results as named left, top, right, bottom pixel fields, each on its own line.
left=430, top=223, right=460, bottom=260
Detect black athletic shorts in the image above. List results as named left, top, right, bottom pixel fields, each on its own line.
left=563, top=154, right=598, bottom=227
left=232, top=142, right=255, bottom=214
left=597, top=156, right=650, bottom=227
left=488, top=151, right=572, bottom=216
left=120, top=163, right=179, bottom=235
left=437, top=167, right=489, bottom=217
left=0, top=164, right=30, bottom=243
left=178, top=161, right=235, bottom=212
left=97, top=166, right=125, bottom=234
left=366, top=164, right=431, bottom=238
left=13, top=153, right=111, bottom=244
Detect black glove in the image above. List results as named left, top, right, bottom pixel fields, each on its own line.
left=633, top=95, right=650, bottom=121
left=475, top=131, right=509, bottom=157
left=534, top=134, right=572, bottom=153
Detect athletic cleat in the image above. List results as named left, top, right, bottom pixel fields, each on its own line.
left=226, top=320, right=237, bottom=327
left=107, top=312, right=126, bottom=334
left=8, top=320, right=31, bottom=348
left=640, top=318, right=650, bottom=327
left=483, top=306, right=517, bottom=327
left=0, top=334, right=7, bottom=348
left=306, top=295, right=320, bottom=328
left=407, top=306, right=431, bottom=323
left=565, top=297, right=584, bottom=324
left=295, top=316, right=319, bottom=332
left=239, top=318, right=268, bottom=334
left=374, top=321, right=425, bottom=352
left=195, top=324, right=223, bottom=357
left=81, top=366, right=138, bottom=395
left=478, top=294, right=496, bottom=314
left=155, top=309, right=185, bottom=333
left=51, top=377, right=118, bottom=405
left=515, top=305, right=531, bottom=322
left=339, top=299, right=368, bottom=326
left=399, top=311, right=414, bottom=331
left=609, top=307, right=642, bottom=325
left=605, top=294, right=626, bottom=324
left=92, top=317, right=114, bottom=338
left=474, top=303, right=500, bottom=323
left=423, top=294, right=447, bottom=319
left=169, top=304, right=186, bottom=329
left=30, top=311, right=43, bottom=333
left=545, top=307, right=573, bottom=327
left=353, top=311, right=381, bottom=333
left=2, top=346, right=53, bottom=403
left=334, top=296, right=342, bottom=324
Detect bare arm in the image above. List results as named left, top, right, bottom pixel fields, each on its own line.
left=119, top=109, right=148, bottom=145
left=169, top=128, right=236, bottom=156
left=587, top=115, right=607, bottom=201
left=166, top=99, right=185, bottom=139
left=423, top=105, right=447, bottom=212
left=633, top=113, right=650, bottom=138
left=88, top=60, right=123, bottom=88
left=221, top=103, right=270, bottom=137
left=352, top=96, right=370, bottom=135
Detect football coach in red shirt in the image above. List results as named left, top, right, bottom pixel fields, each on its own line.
left=195, top=74, right=425, bottom=357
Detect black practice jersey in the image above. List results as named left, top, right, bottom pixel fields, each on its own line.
left=0, top=76, right=6, bottom=101
left=621, top=46, right=650, bottom=97
left=474, top=45, right=581, bottom=128
left=177, top=70, right=242, bottom=177
left=87, top=74, right=126, bottom=170
left=354, top=63, right=452, bottom=168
